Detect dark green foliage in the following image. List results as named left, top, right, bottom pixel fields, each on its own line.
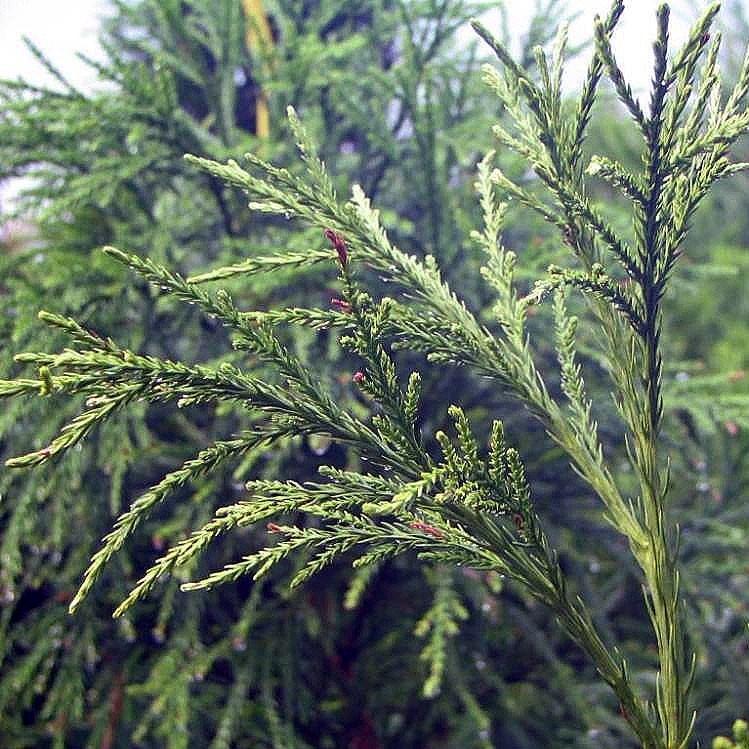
left=3, top=2, right=749, bottom=749
left=1, top=2, right=604, bottom=748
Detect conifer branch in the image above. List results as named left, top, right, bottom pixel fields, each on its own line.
left=529, top=263, right=646, bottom=336
left=573, top=0, right=625, bottom=159
left=593, top=14, right=647, bottom=134
left=70, top=435, right=262, bottom=614
left=587, top=155, right=647, bottom=207
left=475, top=4, right=749, bottom=745
left=3, top=5, right=748, bottom=745
left=187, top=248, right=334, bottom=284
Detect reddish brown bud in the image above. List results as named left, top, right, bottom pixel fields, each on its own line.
left=330, top=297, right=352, bottom=313
left=725, top=420, right=739, bottom=437
left=409, top=521, right=444, bottom=539
left=324, top=228, right=348, bottom=266
left=266, top=522, right=283, bottom=534
left=353, top=371, right=366, bottom=384
left=701, top=32, right=710, bottom=45
left=512, top=513, right=525, bottom=531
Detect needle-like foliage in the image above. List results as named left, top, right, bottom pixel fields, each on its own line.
left=4, top=1, right=564, bottom=745
left=3, top=3, right=749, bottom=748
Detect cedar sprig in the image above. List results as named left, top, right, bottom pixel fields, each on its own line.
left=529, top=262, right=646, bottom=336
left=4, top=4, right=749, bottom=747
left=474, top=2, right=749, bottom=746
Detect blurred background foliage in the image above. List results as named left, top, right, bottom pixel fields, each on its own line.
left=0, top=1, right=747, bottom=747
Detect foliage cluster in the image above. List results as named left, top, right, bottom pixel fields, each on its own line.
left=2, top=2, right=749, bottom=748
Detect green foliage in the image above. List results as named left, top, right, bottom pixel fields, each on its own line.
left=2, top=1, right=600, bottom=747
left=714, top=719, right=749, bottom=749
left=4, top=1, right=749, bottom=748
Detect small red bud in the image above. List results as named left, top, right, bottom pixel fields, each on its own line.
left=330, top=297, right=352, bottom=313
left=512, top=513, right=525, bottom=531
left=353, top=371, right=366, bottom=384
left=266, top=522, right=283, bottom=534
left=324, top=228, right=348, bottom=266
left=409, top=521, right=444, bottom=539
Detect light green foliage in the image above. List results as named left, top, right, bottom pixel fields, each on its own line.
left=713, top=719, right=749, bottom=749
left=3, top=2, right=749, bottom=748
left=414, top=570, right=469, bottom=698
left=4, top=1, right=552, bottom=745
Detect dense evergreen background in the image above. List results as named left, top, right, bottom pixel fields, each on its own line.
left=1, top=1, right=747, bottom=747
